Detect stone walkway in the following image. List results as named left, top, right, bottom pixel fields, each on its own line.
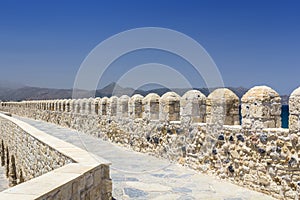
left=14, top=115, right=275, bottom=200
left=0, top=166, right=8, bottom=192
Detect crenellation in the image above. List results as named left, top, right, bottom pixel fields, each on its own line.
left=54, top=100, right=58, bottom=111
left=159, top=92, right=180, bottom=122
left=108, top=96, right=118, bottom=116
left=241, top=86, right=281, bottom=130
left=142, top=93, right=160, bottom=121
left=206, top=88, right=240, bottom=126
left=180, top=90, right=206, bottom=124
left=289, top=87, right=300, bottom=134
left=100, top=97, right=108, bottom=116
left=80, top=98, right=87, bottom=114
left=93, top=97, right=100, bottom=115
left=129, top=94, right=143, bottom=119
left=74, top=99, right=81, bottom=114
left=58, top=100, right=62, bottom=112
left=1, top=85, right=299, bottom=199
left=86, top=98, right=93, bottom=114
left=118, top=95, right=130, bottom=118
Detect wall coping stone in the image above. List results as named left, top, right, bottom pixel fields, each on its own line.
left=0, top=112, right=111, bottom=199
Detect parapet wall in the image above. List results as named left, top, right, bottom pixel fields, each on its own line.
left=1, top=85, right=300, bottom=199
left=0, top=115, right=73, bottom=186
left=0, top=113, right=112, bottom=199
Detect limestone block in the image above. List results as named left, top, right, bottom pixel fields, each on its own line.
left=242, top=86, right=281, bottom=129
left=207, top=88, right=239, bottom=126
left=69, top=99, right=76, bottom=113
left=108, top=96, right=118, bottom=116
left=74, top=99, right=81, bottom=113
left=289, top=87, right=300, bottom=134
left=118, top=95, right=129, bottom=117
left=142, top=93, right=160, bottom=120
left=180, top=90, right=206, bottom=123
left=159, top=92, right=180, bottom=122
left=129, top=94, right=143, bottom=118
left=86, top=98, right=94, bottom=114
left=100, top=97, right=108, bottom=116
left=79, top=98, right=88, bottom=114
left=93, top=98, right=101, bottom=115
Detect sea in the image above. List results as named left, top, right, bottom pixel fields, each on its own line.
left=239, top=105, right=289, bottom=128
left=281, top=105, right=289, bottom=128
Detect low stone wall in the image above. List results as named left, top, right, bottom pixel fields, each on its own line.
left=0, top=116, right=73, bottom=186
left=0, top=113, right=112, bottom=199
left=1, top=85, right=300, bottom=199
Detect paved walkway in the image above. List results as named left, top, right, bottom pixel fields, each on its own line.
left=14, top=115, right=274, bottom=200
left=0, top=167, right=8, bottom=192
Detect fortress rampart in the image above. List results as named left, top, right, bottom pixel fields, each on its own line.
left=0, top=113, right=112, bottom=199
left=1, top=85, right=300, bottom=199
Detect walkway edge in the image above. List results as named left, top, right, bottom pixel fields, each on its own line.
left=0, top=113, right=112, bottom=199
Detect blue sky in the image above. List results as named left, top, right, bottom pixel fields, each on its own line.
left=0, top=0, right=299, bottom=94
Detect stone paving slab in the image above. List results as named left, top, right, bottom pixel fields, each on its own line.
left=14, top=116, right=275, bottom=200
left=0, top=167, right=8, bottom=192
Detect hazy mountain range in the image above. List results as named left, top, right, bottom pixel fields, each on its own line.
left=0, top=81, right=289, bottom=105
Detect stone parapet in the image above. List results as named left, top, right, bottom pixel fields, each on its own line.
left=2, top=85, right=300, bottom=199
left=0, top=113, right=112, bottom=200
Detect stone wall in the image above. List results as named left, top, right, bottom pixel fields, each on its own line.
left=1, top=85, right=300, bottom=199
left=0, top=116, right=73, bottom=186
left=0, top=113, right=112, bottom=199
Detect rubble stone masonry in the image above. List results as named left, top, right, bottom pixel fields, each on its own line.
left=1, top=85, right=300, bottom=199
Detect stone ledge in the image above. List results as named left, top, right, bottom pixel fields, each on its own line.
left=0, top=113, right=110, bottom=166
left=0, top=111, right=12, bottom=117
left=1, top=163, right=99, bottom=198
left=0, top=113, right=112, bottom=199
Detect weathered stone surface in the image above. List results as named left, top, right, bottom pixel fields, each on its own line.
left=142, top=93, right=160, bottom=120
left=289, top=86, right=300, bottom=134
left=241, top=86, right=281, bottom=129
left=160, top=92, right=180, bottom=122
left=129, top=94, right=143, bottom=119
left=206, top=88, right=240, bottom=126
left=180, top=90, right=206, bottom=123
left=0, top=113, right=112, bottom=200
left=1, top=85, right=299, bottom=200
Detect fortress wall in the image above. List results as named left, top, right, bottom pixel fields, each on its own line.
left=1, top=85, right=300, bottom=199
left=0, top=113, right=112, bottom=200
left=0, top=116, right=73, bottom=187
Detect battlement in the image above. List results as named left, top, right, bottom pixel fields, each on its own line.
left=0, top=85, right=286, bottom=128
left=1, top=85, right=300, bottom=199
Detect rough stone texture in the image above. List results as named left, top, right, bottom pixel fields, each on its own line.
left=14, top=116, right=275, bottom=200
left=0, top=117, right=73, bottom=186
left=289, top=86, right=300, bottom=134
left=1, top=86, right=300, bottom=199
left=241, top=86, right=281, bottom=130
left=142, top=93, right=160, bottom=121
left=206, top=88, right=240, bottom=126
left=118, top=95, right=130, bottom=118
left=108, top=96, right=118, bottom=117
left=0, top=113, right=112, bottom=200
left=180, top=90, right=206, bottom=123
left=129, top=94, right=143, bottom=119
left=205, top=88, right=240, bottom=156
left=159, top=92, right=180, bottom=122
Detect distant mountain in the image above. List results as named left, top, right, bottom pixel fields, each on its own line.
left=95, top=82, right=137, bottom=97
left=0, top=86, right=72, bottom=101
left=0, top=80, right=25, bottom=89
left=0, top=81, right=289, bottom=105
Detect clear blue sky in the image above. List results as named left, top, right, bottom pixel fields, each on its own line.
left=0, top=0, right=299, bottom=94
